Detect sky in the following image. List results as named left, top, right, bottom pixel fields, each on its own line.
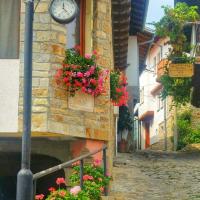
left=146, top=0, right=174, bottom=29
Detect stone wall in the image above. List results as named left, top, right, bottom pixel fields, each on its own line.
left=48, top=0, right=114, bottom=141
left=19, top=0, right=114, bottom=143
left=19, top=0, right=66, bottom=133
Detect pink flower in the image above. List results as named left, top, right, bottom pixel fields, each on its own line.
left=93, top=50, right=98, bottom=55
left=56, top=177, right=65, bottom=185
left=93, top=159, right=102, bottom=167
left=89, top=66, right=95, bottom=74
left=58, top=190, right=66, bottom=197
left=70, top=186, right=81, bottom=196
left=84, top=71, right=91, bottom=77
left=77, top=72, right=83, bottom=78
left=48, top=187, right=56, bottom=192
left=98, top=76, right=103, bottom=85
left=85, top=53, right=92, bottom=59
left=35, top=194, right=44, bottom=200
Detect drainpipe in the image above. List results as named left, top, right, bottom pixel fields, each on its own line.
left=16, top=1, right=34, bottom=200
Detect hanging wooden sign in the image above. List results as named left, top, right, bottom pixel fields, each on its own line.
left=168, top=63, right=194, bottom=77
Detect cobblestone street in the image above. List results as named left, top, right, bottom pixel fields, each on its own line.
left=110, top=152, right=200, bottom=200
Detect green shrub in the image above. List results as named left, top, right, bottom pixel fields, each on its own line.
left=177, top=109, right=200, bottom=149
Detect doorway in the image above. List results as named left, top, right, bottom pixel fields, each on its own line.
left=145, top=122, right=150, bottom=148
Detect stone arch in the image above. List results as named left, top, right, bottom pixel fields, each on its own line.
left=0, top=152, right=65, bottom=200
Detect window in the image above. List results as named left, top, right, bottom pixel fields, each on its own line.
left=157, top=93, right=164, bottom=111
left=0, top=0, right=20, bottom=59
left=66, top=0, right=85, bottom=54
left=157, top=52, right=161, bottom=64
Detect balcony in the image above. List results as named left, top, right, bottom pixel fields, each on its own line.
left=156, top=59, right=168, bottom=82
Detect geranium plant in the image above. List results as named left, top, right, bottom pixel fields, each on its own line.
left=55, top=46, right=108, bottom=97
left=34, top=159, right=111, bottom=200
left=69, top=159, right=111, bottom=200
left=110, top=71, right=129, bottom=106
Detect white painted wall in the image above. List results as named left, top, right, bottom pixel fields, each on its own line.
left=0, top=60, right=19, bottom=132
left=138, top=38, right=170, bottom=149
left=127, top=36, right=139, bottom=88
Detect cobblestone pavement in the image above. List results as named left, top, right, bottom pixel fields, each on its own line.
left=110, top=151, right=200, bottom=200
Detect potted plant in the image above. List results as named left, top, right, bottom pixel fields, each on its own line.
left=118, top=106, right=133, bottom=152
left=55, top=46, right=108, bottom=97
left=110, top=70, right=129, bottom=107
left=153, top=3, right=200, bottom=106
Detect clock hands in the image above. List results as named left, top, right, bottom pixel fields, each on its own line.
left=62, top=2, right=70, bottom=14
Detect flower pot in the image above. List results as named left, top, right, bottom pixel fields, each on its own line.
left=118, top=140, right=127, bottom=153
left=114, top=106, right=119, bottom=115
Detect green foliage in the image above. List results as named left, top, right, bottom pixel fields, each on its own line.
left=110, top=71, right=121, bottom=102
left=177, top=109, right=200, bottom=149
left=153, top=3, right=199, bottom=105
left=160, top=74, right=192, bottom=106
left=154, top=3, right=199, bottom=56
left=118, top=106, right=133, bottom=131
left=69, top=162, right=111, bottom=200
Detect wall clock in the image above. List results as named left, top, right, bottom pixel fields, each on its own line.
left=49, top=0, right=78, bottom=24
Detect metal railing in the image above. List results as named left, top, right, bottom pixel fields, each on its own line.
left=32, top=145, right=108, bottom=199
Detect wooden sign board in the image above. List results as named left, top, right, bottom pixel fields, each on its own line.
left=168, top=63, right=194, bottom=77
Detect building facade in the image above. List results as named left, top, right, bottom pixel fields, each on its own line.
left=138, top=37, right=174, bottom=150
left=0, top=0, right=116, bottom=198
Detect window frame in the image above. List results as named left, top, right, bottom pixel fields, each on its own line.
left=79, top=0, right=86, bottom=55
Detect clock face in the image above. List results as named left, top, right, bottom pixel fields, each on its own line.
left=49, top=0, right=78, bottom=24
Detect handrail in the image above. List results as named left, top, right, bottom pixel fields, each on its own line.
left=32, top=145, right=108, bottom=199
left=33, top=145, right=107, bottom=180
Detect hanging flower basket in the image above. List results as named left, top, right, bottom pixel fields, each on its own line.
left=110, top=71, right=129, bottom=107
left=55, top=46, right=109, bottom=97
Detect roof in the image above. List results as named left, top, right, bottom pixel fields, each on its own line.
left=130, top=0, right=149, bottom=35
left=112, top=0, right=149, bottom=70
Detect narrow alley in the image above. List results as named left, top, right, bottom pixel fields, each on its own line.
left=110, top=152, right=200, bottom=200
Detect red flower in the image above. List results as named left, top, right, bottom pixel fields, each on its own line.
left=59, top=190, right=66, bottom=197
left=100, top=187, right=104, bottom=192
left=90, top=79, right=97, bottom=85
left=93, top=50, right=98, bottom=55
left=74, top=80, right=82, bottom=87
left=48, top=187, right=56, bottom=192
left=35, top=194, right=44, bottom=200
left=74, top=45, right=81, bottom=52
left=55, top=69, right=62, bottom=79
left=63, top=77, right=69, bottom=83
left=83, top=175, right=94, bottom=181
left=56, top=177, right=65, bottom=185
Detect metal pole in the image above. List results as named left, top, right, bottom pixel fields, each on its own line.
left=164, top=98, right=167, bottom=151
left=174, top=106, right=178, bottom=151
left=16, top=0, right=34, bottom=199
left=103, top=149, right=108, bottom=196
left=80, top=160, right=84, bottom=189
